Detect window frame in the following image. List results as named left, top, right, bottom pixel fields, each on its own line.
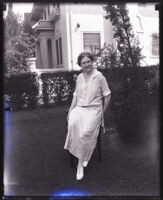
left=56, top=37, right=63, bottom=67
left=43, top=11, right=46, bottom=20
left=136, top=15, right=144, bottom=33
left=82, top=32, right=101, bottom=54
left=47, top=5, right=50, bottom=17
left=151, top=33, right=159, bottom=58
left=47, top=39, right=53, bottom=68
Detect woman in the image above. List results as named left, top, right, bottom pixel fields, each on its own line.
left=64, top=52, right=111, bottom=180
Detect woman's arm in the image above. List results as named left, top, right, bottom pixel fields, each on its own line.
left=103, top=94, right=111, bottom=113
left=100, top=75, right=111, bottom=113
left=67, top=95, right=77, bottom=122
left=69, top=95, right=77, bottom=112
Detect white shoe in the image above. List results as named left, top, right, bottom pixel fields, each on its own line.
left=76, top=167, right=84, bottom=180
left=83, top=161, right=88, bottom=167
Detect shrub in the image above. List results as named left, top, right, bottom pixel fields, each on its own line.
left=143, top=65, right=160, bottom=93
left=39, top=65, right=159, bottom=108
left=4, top=73, right=39, bottom=111
left=4, top=65, right=159, bottom=112
left=40, top=70, right=80, bottom=106
left=98, top=65, right=159, bottom=129
left=94, top=44, right=120, bottom=69
left=116, top=65, right=159, bottom=123
left=103, top=3, right=143, bottom=67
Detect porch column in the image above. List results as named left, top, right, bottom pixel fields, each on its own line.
left=52, top=39, right=57, bottom=68
left=35, top=41, right=42, bottom=69
left=40, top=38, right=48, bottom=68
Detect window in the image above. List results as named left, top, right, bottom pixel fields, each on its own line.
left=45, top=8, right=48, bottom=19
left=53, top=3, right=56, bottom=8
left=56, top=37, right=63, bottom=66
left=47, top=5, right=50, bottom=16
left=49, top=4, right=53, bottom=14
left=152, top=34, right=159, bottom=57
left=136, top=16, right=143, bottom=32
left=43, top=11, right=46, bottom=20
left=83, top=33, right=101, bottom=54
left=53, top=3, right=59, bottom=8
left=47, top=39, right=53, bottom=68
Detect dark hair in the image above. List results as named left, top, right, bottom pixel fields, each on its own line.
left=77, top=52, right=94, bottom=66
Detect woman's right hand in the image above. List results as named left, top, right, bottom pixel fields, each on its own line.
left=67, top=96, right=77, bottom=123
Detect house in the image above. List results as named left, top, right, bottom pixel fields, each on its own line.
left=28, top=2, right=159, bottom=72
left=127, top=3, right=159, bottom=66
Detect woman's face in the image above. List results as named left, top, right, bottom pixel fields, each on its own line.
left=80, top=56, right=93, bottom=73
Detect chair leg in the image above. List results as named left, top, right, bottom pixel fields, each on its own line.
left=69, top=153, right=75, bottom=168
left=97, top=126, right=102, bottom=162
left=66, top=110, right=75, bottom=168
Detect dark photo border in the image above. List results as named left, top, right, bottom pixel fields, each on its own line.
left=1, top=0, right=161, bottom=199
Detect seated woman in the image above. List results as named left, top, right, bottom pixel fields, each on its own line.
left=64, top=52, right=111, bottom=180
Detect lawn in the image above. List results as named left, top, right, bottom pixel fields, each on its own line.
left=4, top=96, right=160, bottom=197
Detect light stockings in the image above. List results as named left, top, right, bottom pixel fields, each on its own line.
left=76, top=159, right=84, bottom=180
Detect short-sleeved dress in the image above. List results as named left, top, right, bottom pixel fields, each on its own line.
left=64, top=69, right=111, bottom=162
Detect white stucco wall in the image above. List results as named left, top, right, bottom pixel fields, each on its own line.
left=50, top=5, right=70, bottom=70
left=32, top=3, right=159, bottom=71
left=127, top=3, right=159, bottom=66
left=139, top=16, right=159, bottom=66
left=69, top=13, right=105, bottom=70
left=34, top=3, right=114, bottom=71
left=63, top=3, right=114, bottom=70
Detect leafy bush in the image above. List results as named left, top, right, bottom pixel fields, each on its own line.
left=117, top=66, right=159, bottom=125
left=40, top=65, right=159, bottom=108
left=93, top=44, right=120, bottom=68
left=4, top=65, right=159, bottom=112
left=4, top=10, right=36, bottom=77
left=4, top=73, right=39, bottom=111
left=103, top=3, right=143, bottom=67
left=98, top=65, right=159, bottom=129
left=143, top=65, right=160, bottom=93
left=40, top=70, right=80, bottom=106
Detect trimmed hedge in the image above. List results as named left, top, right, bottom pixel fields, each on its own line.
left=99, top=65, right=159, bottom=91
left=39, top=65, right=159, bottom=118
left=4, top=73, right=39, bottom=111
left=3, top=65, right=159, bottom=111
left=105, top=65, right=160, bottom=129
left=40, top=70, right=81, bottom=106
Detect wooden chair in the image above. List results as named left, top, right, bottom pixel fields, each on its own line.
left=65, top=110, right=102, bottom=168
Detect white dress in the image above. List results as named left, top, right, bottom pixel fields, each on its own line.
left=64, top=69, right=111, bottom=161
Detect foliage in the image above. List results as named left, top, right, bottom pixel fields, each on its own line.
left=115, top=66, right=159, bottom=134
left=40, top=71, right=80, bottom=106
left=23, top=18, right=35, bottom=36
left=94, top=44, right=120, bottom=69
left=4, top=66, right=159, bottom=111
left=4, top=10, right=36, bottom=76
left=113, top=65, right=159, bottom=127
left=103, top=3, right=143, bottom=67
left=4, top=73, right=39, bottom=111
left=143, top=65, right=160, bottom=94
